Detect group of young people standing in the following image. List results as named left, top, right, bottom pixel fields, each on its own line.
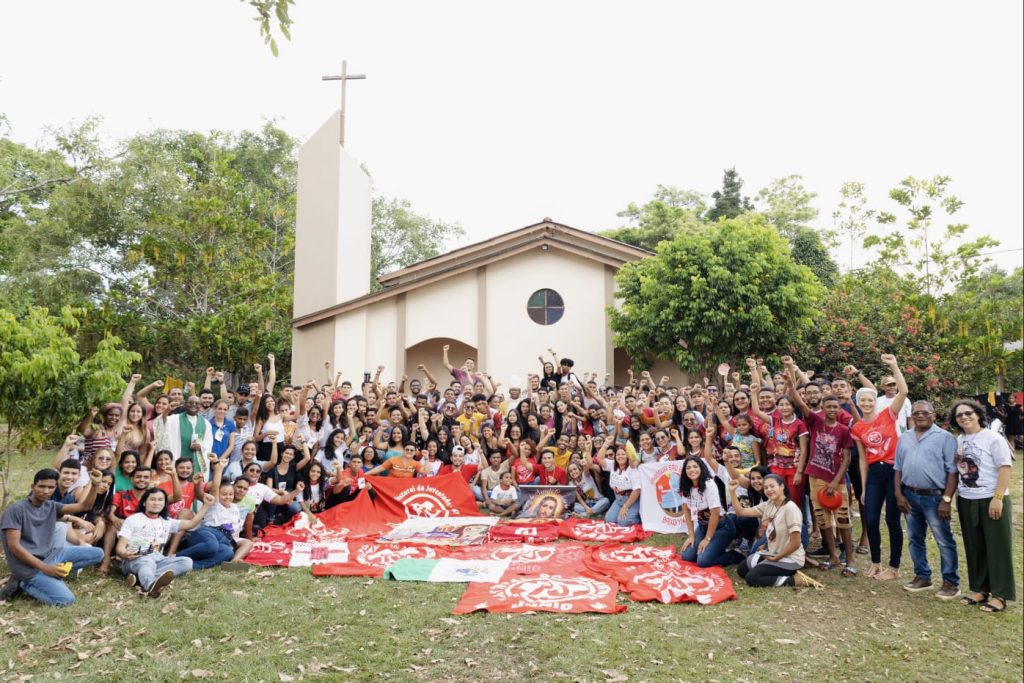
left=1, top=347, right=1016, bottom=615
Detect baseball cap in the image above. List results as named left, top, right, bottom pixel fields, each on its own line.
left=452, top=445, right=466, bottom=455
left=236, top=384, right=250, bottom=396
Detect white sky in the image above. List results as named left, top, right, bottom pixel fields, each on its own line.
left=2, top=0, right=1022, bottom=273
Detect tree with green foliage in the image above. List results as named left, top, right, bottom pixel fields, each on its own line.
left=871, top=175, right=998, bottom=295
left=370, top=196, right=465, bottom=291
left=608, top=214, right=825, bottom=373
left=599, top=185, right=706, bottom=252
left=0, top=122, right=297, bottom=376
left=832, top=181, right=876, bottom=272
left=791, top=226, right=839, bottom=287
left=247, top=0, right=294, bottom=55
left=756, top=174, right=820, bottom=241
left=0, top=307, right=139, bottom=509
left=705, top=167, right=753, bottom=222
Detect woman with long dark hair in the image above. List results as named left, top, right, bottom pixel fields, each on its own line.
left=730, top=474, right=820, bottom=588
left=252, top=393, right=284, bottom=463
left=679, top=456, right=738, bottom=567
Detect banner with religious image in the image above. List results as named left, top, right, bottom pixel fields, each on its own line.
left=516, top=485, right=576, bottom=520
left=638, top=461, right=689, bottom=534
left=378, top=516, right=497, bottom=546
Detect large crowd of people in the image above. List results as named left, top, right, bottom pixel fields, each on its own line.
left=1, top=347, right=1017, bottom=614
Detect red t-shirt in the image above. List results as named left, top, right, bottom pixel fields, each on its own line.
left=511, top=458, right=539, bottom=485
left=438, top=464, right=479, bottom=483
left=537, top=466, right=567, bottom=486
left=159, top=479, right=197, bottom=519
left=113, top=489, right=143, bottom=519
left=802, top=411, right=853, bottom=481
left=765, top=411, right=809, bottom=471
left=851, top=408, right=899, bottom=466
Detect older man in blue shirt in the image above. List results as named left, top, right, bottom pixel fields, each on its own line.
left=894, top=400, right=959, bottom=599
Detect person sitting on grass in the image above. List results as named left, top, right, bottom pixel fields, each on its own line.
left=98, top=465, right=154, bottom=575
left=729, top=476, right=821, bottom=589
left=176, top=457, right=252, bottom=570
left=487, top=471, right=520, bottom=517
left=1, top=468, right=105, bottom=606
left=115, top=487, right=214, bottom=598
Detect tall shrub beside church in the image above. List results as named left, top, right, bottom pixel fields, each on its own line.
left=608, top=215, right=824, bottom=373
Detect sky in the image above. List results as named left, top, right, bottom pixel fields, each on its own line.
left=2, top=0, right=1022, bottom=273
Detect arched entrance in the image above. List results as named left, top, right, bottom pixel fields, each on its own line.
left=405, top=337, right=478, bottom=391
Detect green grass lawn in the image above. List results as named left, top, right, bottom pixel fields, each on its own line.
left=2, top=449, right=1022, bottom=683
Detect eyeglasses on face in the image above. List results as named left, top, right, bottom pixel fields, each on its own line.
left=955, top=410, right=975, bottom=418
left=911, top=411, right=933, bottom=416
left=883, top=383, right=897, bottom=388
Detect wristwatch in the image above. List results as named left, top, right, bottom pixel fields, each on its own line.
left=941, top=495, right=952, bottom=504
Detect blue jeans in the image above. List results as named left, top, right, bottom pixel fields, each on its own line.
left=20, top=545, right=104, bottom=607
left=605, top=494, right=640, bottom=526
left=122, top=553, right=193, bottom=591
left=177, top=526, right=235, bottom=570
left=905, top=489, right=959, bottom=585
left=680, top=515, right=741, bottom=567
left=574, top=496, right=611, bottom=517
left=865, top=462, right=903, bottom=567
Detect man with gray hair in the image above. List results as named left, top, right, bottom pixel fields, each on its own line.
left=894, top=400, right=960, bottom=600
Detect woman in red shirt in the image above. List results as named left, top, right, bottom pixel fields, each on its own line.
left=851, top=354, right=908, bottom=581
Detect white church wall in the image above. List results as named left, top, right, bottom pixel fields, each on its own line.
left=364, top=299, right=399, bottom=374
left=484, top=248, right=609, bottom=387
left=404, top=271, right=478, bottom=349
left=291, top=320, right=335, bottom=386
left=333, top=308, right=369, bottom=378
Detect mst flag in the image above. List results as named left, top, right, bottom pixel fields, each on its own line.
left=557, top=518, right=654, bottom=543
left=451, top=542, right=589, bottom=574
left=311, top=542, right=449, bottom=577
left=487, top=520, right=560, bottom=543
left=369, top=472, right=482, bottom=521
left=452, top=569, right=626, bottom=614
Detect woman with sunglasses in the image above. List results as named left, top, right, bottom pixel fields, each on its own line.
left=949, top=399, right=1015, bottom=613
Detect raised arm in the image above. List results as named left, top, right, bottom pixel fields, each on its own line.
left=59, top=469, right=103, bottom=516
left=880, top=354, right=908, bottom=417
left=442, top=345, right=455, bottom=373
left=418, top=363, right=438, bottom=390
left=266, top=354, right=277, bottom=397
left=843, top=364, right=875, bottom=390
left=77, top=407, right=99, bottom=438
left=784, top=370, right=811, bottom=416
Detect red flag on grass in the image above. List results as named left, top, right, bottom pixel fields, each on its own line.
left=311, top=542, right=450, bottom=578
left=450, top=542, right=589, bottom=574
left=452, top=569, right=626, bottom=614
left=557, top=518, right=654, bottom=543
left=486, top=520, right=560, bottom=543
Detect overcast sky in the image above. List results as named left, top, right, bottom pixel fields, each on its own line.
left=2, top=0, right=1021, bottom=273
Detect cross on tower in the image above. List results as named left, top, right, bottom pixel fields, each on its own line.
left=321, top=60, right=366, bottom=146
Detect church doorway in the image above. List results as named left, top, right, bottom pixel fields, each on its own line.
left=405, top=338, right=478, bottom=392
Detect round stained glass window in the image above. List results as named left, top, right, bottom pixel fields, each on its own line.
left=527, top=289, right=564, bottom=325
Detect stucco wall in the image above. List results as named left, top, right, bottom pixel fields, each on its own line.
left=482, top=247, right=610, bottom=388
left=404, top=271, right=478, bottom=349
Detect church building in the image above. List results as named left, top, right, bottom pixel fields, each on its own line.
left=289, top=112, right=685, bottom=390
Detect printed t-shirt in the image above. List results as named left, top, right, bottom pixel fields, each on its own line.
left=765, top=411, right=809, bottom=470
left=851, top=408, right=899, bottom=465
left=955, top=428, right=1013, bottom=499
left=509, top=458, right=540, bottom=485
left=754, top=499, right=805, bottom=566
left=802, top=411, right=853, bottom=482
left=732, top=433, right=762, bottom=469
left=118, top=512, right=182, bottom=555
left=112, top=489, right=144, bottom=519
left=683, top=482, right=724, bottom=525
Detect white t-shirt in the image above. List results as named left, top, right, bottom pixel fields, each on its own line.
left=118, top=513, right=182, bottom=555
left=247, top=482, right=278, bottom=506
left=956, top=428, right=1013, bottom=500
left=602, top=461, right=641, bottom=494
left=490, top=485, right=518, bottom=505
left=683, top=481, right=724, bottom=525
left=204, top=502, right=243, bottom=540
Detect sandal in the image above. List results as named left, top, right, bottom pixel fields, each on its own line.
left=818, top=561, right=838, bottom=571
left=855, top=545, right=869, bottom=555
left=863, top=563, right=881, bottom=579
left=841, top=565, right=858, bottom=578
left=793, top=571, right=825, bottom=590
left=960, top=592, right=989, bottom=606
left=980, top=598, right=1006, bottom=613
left=874, top=566, right=900, bottom=582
